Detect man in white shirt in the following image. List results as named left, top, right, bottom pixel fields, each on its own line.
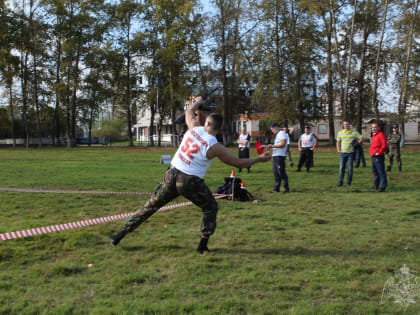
left=267, top=122, right=290, bottom=194
left=238, top=128, right=251, bottom=173
left=297, top=125, right=318, bottom=172
left=109, top=96, right=271, bottom=254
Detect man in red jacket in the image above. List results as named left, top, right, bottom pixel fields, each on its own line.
left=369, top=122, right=388, bottom=192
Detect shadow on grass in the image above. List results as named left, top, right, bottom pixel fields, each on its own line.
left=119, top=244, right=415, bottom=258
left=212, top=246, right=418, bottom=257
left=291, top=186, right=420, bottom=193
left=122, top=244, right=183, bottom=252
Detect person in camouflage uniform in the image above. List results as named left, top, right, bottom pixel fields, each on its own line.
left=121, top=167, right=218, bottom=240
left=109, top=96, right=271, bottom=254
left=387, top=125, right=402, bottom=172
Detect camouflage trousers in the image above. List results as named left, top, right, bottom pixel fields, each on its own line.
left=121, top=167, right=218, bottom=238
left=388, top=148, right=402, bottom=169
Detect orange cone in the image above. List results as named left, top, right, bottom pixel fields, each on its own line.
left=241, top=181, right=246, bottom=189
left=230, top=170, right=235, bottom=177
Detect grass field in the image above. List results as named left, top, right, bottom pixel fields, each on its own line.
left=0, top=146, right=419, bottom=314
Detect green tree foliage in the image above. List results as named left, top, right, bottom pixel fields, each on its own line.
left=0, top=0, right=418, bottom=147
left=251, top=0, right=323, bottom=131
left=142, top=0, right=201, bottom=146
left=92, top=118, right=125, bottom=143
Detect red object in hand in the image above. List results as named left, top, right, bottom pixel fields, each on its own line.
left=256, top=141, right=265, bottom=155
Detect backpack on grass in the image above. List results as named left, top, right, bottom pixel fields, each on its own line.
left=216, top=177, right=254, bottom=201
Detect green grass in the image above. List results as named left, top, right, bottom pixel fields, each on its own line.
left=0, top=146, right=419, bottom=314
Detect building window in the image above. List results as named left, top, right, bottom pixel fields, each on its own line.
left=242, top=121, right=247, bottom=131
left=318, top=124, right=327, bottom=134
left=418, top=122, right=420, bottom=135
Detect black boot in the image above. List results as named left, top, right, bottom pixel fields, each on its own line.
left=197, top=238, right=209, bottom=254
left=109, top=231, right=126, bottom=246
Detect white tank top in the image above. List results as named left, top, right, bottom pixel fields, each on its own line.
left=299, top=133, right=315, bottom=147
left=171, top=127, right=218, bottom=179
left=238, top=133, right=250, bottom=148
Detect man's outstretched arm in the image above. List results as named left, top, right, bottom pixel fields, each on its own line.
left=207, top=143, right=271, bottom=168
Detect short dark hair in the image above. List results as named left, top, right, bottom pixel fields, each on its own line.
left=207, top=113, right=223, bottom=132
left=270, top=122, right=279, bottom=128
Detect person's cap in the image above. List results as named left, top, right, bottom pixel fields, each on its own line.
left=393, top=124, right=399, bottom=129
left=304, top=125, right=310, bottom=129
left=270, top=122, right=279, bottom=128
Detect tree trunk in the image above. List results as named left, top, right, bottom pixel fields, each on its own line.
left=296, top=65, right=305, bottom=131
left=230, top=0, right=241, bottom=138
left=157, top=118, right=163, bottom=147
left=329, top=0, right=345, bottom=114
left=219, top=2, right=232, bottom=145
left=324, top=10, right=335, bottom=145
left=275, top=0, right=283, bottom=96
left=65, top=3, right=74, bottom=148
left=192, top=22, right=206, bottom=92
left=149, top=113, right=155, bottom=147
left=29, top=0, right=42, bottom=149
left=125, top=21, right=134, bottom=147
left=70, top=42, right=81, bottom=147
left=372, top=0, right=388, bottom=120
left=33, top=56, right=42, bottom=148
left=343, top=0, right=357, bottom=121
left=398, top=0, right=419, bottom=142
left=168, top=69, right=176, bottom=146
left=8, top=83, right=16, bottom=148
left=149, top=88, right=156, bottom=147
left=88, top=105, right=94, bottom=147
left=356, top=5, right=371, bottom=133
left=20, top=51, right=30, bottom=148
left=53, top=37, right=62, bottom=146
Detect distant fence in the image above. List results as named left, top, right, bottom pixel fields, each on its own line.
left=0, top=137, right=109, bottom=146
left=0, top=138, right=53, bottom=145
left=136, top=134, right=181, bottom=147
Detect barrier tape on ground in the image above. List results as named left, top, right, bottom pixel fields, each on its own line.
left=0, top=187, right=151, bottom=195
left=0, top=194, right=230, bottom=241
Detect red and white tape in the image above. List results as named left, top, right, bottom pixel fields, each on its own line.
left=0, top=187, right=151, bottom=195
left=0, top=194, right=229, bottom=241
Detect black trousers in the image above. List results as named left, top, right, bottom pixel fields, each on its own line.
left=272, top=156, right=289, bottom=191
left=298, top=148, right=313, bottom=170
left=238, top=147, right=250, bottom=172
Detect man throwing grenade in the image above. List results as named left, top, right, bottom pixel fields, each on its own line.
left=109, top=96, right=271, bottom=254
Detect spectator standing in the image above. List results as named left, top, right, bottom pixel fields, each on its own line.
left=369, top=122, right=388, bottom=192
left=353, top=140, right=366, bottom=168
left=267, top=123, right=290, bottom=194
left=297, top=125, right=318, bottom=172
left=336, top=121, right=363, bottom=187
left=238, top=128, right=251, bottom=173
left=387, top=125, right=402, bottom=172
